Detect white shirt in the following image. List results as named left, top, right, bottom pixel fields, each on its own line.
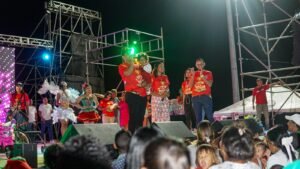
left=209, top=161, right=260, bottom=169
left=39, top=103, right=53, bottom=121
left=266, top=150, right=289, bottom=169
left=28, top=106, right=37, bottom=123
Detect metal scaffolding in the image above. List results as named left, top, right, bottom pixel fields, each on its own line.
left=9, top=0, right=103, bottom=103
left=234, top=0, right=300, bottom=122
left=86, top=27, right=165, bottom=89
left=46, top=0, right=103, bottom=79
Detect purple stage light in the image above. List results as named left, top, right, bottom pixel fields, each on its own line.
left=0, top=47, right=15, bottom=123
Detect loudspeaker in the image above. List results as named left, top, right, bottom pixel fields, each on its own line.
left=12, top=143, right=37, bottom=168
left=61, top=123, right=121, bottom=145
left=153, top=121, right=196, bottom=140
left=218, top=119, right=263, bottom=134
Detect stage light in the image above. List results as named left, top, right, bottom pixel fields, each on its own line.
left=42, top=52, right=50, bottom=61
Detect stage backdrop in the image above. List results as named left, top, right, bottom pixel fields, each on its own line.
left=0, top=47, right=15, bottom=122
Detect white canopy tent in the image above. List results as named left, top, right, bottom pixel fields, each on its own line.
left=214, top=85, right=300, bottom=120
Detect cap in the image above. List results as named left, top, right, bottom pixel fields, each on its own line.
left=16, top=82, right=23, bottom=87
left=285, top=114, right=300, bottom=126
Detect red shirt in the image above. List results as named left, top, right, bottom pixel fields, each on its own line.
left=118, top=63, right=147, bottom=97
left=151, top=75, right=170, bottom=95
left=99, top=99, right=115, bottom=117
left=192, top=70, right=213, bottom=97
left=10, top=93, right=30, bottom=111
left=181, top=80, right=192, bottom=95
left=252, top=84, right=270, bottom=104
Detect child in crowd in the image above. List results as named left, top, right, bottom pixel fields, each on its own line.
left=253, top=142, right=269, bottom=169
left=195, top=144, right=220, bottom=169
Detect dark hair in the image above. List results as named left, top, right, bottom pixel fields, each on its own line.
left=197, top=120, right=215, bottom=145
left=267, top=125, right=288, bottom=148
left=270, top=165, right=283, bottom=169
left=221, top=126, right=254, bottom=161
left=105, top=91, right=112, bottom=98
left=152, top=62, right=164, bottom=78
left=138, top=53, right=148, bottom=61
left=115, top=129, right=131, bottom=153
left=126, top=126, right=164, bottom=169
left=57, top=135, right=111, bottom=169
left=44, top=143, right=63, bottom=169
left=278, top=133, right=300, bottom=161
left=143, top=137, right=191, bottom=169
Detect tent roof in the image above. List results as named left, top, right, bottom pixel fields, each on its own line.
left=214, top=85, right=300, bottom=118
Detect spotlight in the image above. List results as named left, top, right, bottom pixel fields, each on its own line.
left=42, top=52, right=50, bottom=61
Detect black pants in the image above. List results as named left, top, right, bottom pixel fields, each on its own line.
left=125, top=92, right=147, bottom=134
left=184, top=94, right=196, bottom=129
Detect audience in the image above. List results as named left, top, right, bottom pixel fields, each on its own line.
left=285, top=114, right=300, bottom=134
left=126, top=126, right=164, bottom=169
left=112, top=130, right=131, bottom=169
left=210, top=126, right=259, bottom=169
left=266, top=125, right=290, bottom=169
left=56, top=135, right=112, bottom=169
left=142, top=137, right=191, bottom=169
left=195, top=144, right=220, bottom=169
left=42, top=143, right=64, bottom=169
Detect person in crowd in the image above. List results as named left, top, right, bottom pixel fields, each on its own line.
left=143, top=95, right=151, bottom=127
left=111, top=89, right=120, bottom=123
left=52, top=81, right=77, bottom=136
left=252, top=79, right=281, bottom=129
left=142, top=137, right=191, bottom=169
left=151, top=62, right=170, bottom=122
left=76, top=83, right=100, bottom=124
left=285, top=114, right=300, bottom=134
left=38, top=97, right=54, bottom=143
left=42, top=143, right=64, bottom=169
left=138, top=53, right=152, bottom=95
left=188, top=120, right=216, bottom=168
left=182, top=68, right=196, bottom=130
left=196, top=120, right=215, bottom=146
left=266, top=126, right=299, bottom=169
left=56, top=135, right=112, bottom=169
left=118, top=48, right=148, bottom=133
left=189, top=58, right=214, bottom=124
left=10, top=82, right=30, bottom=131
left=210, top=126, right=259, bottom=169
left=4, top=156, right=32, bottom=169
left=119, top=91, right=129, bottom=130
left=126, top=126, right=164, bottom=169
left=99, top=91, right=118, bottom=123
left=195, top=144, right=220, bottom=169
left=27, top=99, right=37, bottom=131
left=253, top=142, right=269, bottom=169
left=112, top=129, right=131, bottom=169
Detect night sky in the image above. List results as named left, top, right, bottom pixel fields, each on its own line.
left=0, top=0, right=298, bottom=111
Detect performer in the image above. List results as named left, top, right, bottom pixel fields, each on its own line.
left=190, top=58, right=214, bottom=124
left=118, top=91, right=129, bottom=130
left=118, top=48, right=148, bottom=133
left=151, top=62, right=170, bottom=122
left=111, top=89, right=120, bottom=123
left=27, top=100, right=37, bottom=131
left=76, top=83, right=100, bottom=124
left=181, top=68, right=196, bottom=129
left=38, top=97, right=54, bottom=143
left=99, top=91, right=117, bottom=123
left=252, top=79, right=280, bottom=129
left=9, top=82, right=30, bottom=131
left=52, top=81, right=77, bottom=136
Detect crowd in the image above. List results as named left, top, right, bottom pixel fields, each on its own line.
left=3, top=113, right=300, bottom=169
